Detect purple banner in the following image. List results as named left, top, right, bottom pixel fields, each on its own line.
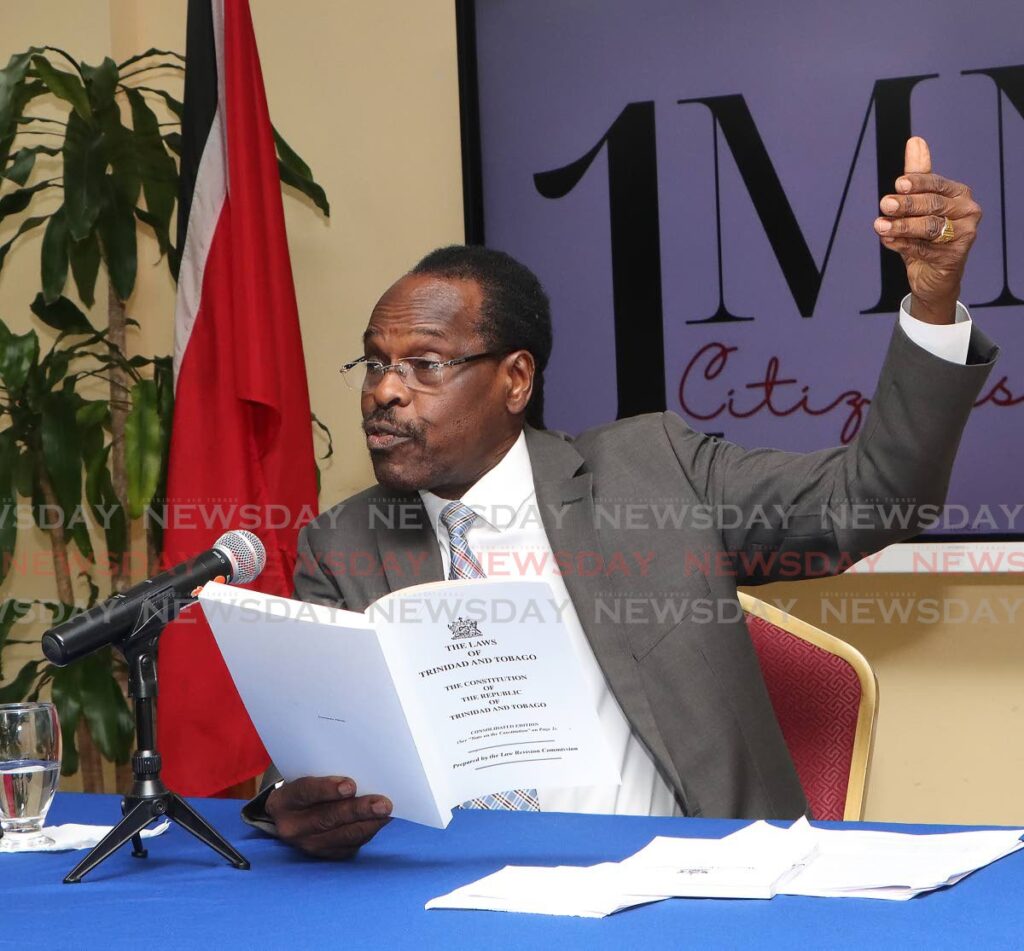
left=473, top=0, right=1023, bottom=535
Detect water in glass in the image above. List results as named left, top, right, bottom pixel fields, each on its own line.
left=0, top=702, right=62, bottom=843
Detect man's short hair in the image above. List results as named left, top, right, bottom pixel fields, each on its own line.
left=411, top=245, right=553, bottom=429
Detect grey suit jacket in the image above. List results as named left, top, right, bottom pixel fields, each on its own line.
left=245, top=322, right=997, bottom=825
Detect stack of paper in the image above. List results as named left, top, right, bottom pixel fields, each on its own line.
left=781, top=825, right=1024, bottom=900
left=617, top=817, right=818, bottom=899
left=426, top=819, right=1024, bottom=917
left=427, top=818, right=818, bottom=917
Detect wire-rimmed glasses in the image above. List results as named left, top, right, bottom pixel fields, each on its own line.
left=340, top=352, right=499, bottom=392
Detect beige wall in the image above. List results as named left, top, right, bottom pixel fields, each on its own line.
left=2, top=2, right=1021, bottom=824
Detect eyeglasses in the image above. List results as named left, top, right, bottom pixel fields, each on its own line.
left=339, top=352, right=499, bottom=392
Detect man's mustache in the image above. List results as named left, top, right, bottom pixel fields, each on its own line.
left=362, top=411, right=425, bottom=442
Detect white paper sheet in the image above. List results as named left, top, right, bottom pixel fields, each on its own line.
left=426, top=864, right=661, bottom=918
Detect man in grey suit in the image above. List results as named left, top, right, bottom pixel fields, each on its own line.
left=247, top=138, right=996, bottom=858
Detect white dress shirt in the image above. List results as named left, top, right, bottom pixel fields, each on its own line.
left=898, top=295, right=972, bottom=363
left=419, top=300, right=972, bottom=816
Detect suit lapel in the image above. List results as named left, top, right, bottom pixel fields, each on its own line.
left=373, top=492, right=444, bottom=592
left=526, top=427, right=685, bottom=800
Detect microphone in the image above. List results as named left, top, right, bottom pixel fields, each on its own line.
left=41, top=530, right=266, bottom=667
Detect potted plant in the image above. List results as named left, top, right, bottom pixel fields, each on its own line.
left=0, top=46, right=329, bottom=789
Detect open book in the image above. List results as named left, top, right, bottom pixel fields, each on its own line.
left=199, top=578, right=620, bottom=828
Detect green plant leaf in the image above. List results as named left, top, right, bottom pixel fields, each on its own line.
left=125, top=378, right=161, bottom=518
left=76, top=400, right=108, bottom=429
left=78, top=650, right=133, bottom=762
left=0, top=214, right=48, bottom=273
left=31, top=54, right=91, bottom=120
left=80, top=56, right=118, bottom=113
left=81, top=407, right=127, bottom=561
left=125, top=88, right=177, bottom=260
left=277, top=160, right=330, bottom=218
left=0, top=432, right=17, bottom=586
left=3, top=147, right=36, bottom=184
left=41, top=599, right=75, bottom=626
left=134, top=206, right=173, bottom=260
left=63, top=109, right=105, bottom=240
left=0, top=659, right=43, bottom=703
left=146, top=355, right=174, bottom=554
left=3, top=144, right=59, bottom=185
left=0, top=50, right=37, bottom=147
left=0, top=77, right=47, bottom=172
left=117, top=48, right=185, bottom=71
left=70, top=518, right=94, bottom=563
left=131, top=85, right=183, bottom=120
left=0, top=319, right=39, bottom=391
left=40, top=389, right=82, bottom=522
left=67, top=227, right=101, bottom=307
left=29, top=292, right=96, bottom=337
left=40, top=205, right=69, bottom=303
left=153, top=355, right=174, bottom=426
left=79, top=570, right=99, bottom=608
left=49, top=663, right=83, bottom=775
left=277, top=159, right=330, bottom=218
left=96, top=458, right=127, bottom=562
left=312, top=411, right=334, bottom=461
left=30, top=292, right=97, bottom=335
left=272, top=127, right=313, bottom=178
left=98, top=101, right=141, bottom=207
left=162, top=131, right=181, bottom=157
left=0, top=600, right=35, bottom=679
left=0, top=177, right=55, bottom=225
left=44, top=349, right=72, bottom=388
left=96, top=175, right=137, bottom=300
left=273, top=127, right=329, bottom=216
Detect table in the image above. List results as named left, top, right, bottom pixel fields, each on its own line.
left=5, top=794, right=1023, bottom=950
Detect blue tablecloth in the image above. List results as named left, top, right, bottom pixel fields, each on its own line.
left=5, top=793, right=1023, bottom=950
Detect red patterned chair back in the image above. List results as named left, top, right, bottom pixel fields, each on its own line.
left=739, top=592, right=877, bottom=821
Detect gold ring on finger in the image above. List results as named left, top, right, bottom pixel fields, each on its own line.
left=934, top=217, right=955, bottom=243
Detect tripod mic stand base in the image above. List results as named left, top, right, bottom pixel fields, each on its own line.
left=64, top=787, right=250, bottom=884
left=61, top=600, right=249, bottom=883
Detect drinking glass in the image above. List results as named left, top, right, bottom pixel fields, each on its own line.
left=0, top=702, right=62, bottom=845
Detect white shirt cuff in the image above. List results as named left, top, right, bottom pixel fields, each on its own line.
left=898, top=294, right=972, bottom=365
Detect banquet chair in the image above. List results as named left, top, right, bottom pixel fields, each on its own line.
left=739, top=591, right=878, bottom=820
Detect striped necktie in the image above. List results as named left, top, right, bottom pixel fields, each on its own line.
left=440, top=500, right=540, bottom=812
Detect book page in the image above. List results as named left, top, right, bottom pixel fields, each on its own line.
left=198, top=583, right=446, bottom=827
left=367, top=578, right=620, bottom=808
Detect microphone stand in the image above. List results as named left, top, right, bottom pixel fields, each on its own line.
left=64, top=591, right=249, bottom=884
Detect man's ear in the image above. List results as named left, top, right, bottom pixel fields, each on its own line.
left=504, top=350, right=535, bottom=415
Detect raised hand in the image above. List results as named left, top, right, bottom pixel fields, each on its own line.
left=266, top=775, right=393, bottom=860
left=873, top=136, right=982, bottom=325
